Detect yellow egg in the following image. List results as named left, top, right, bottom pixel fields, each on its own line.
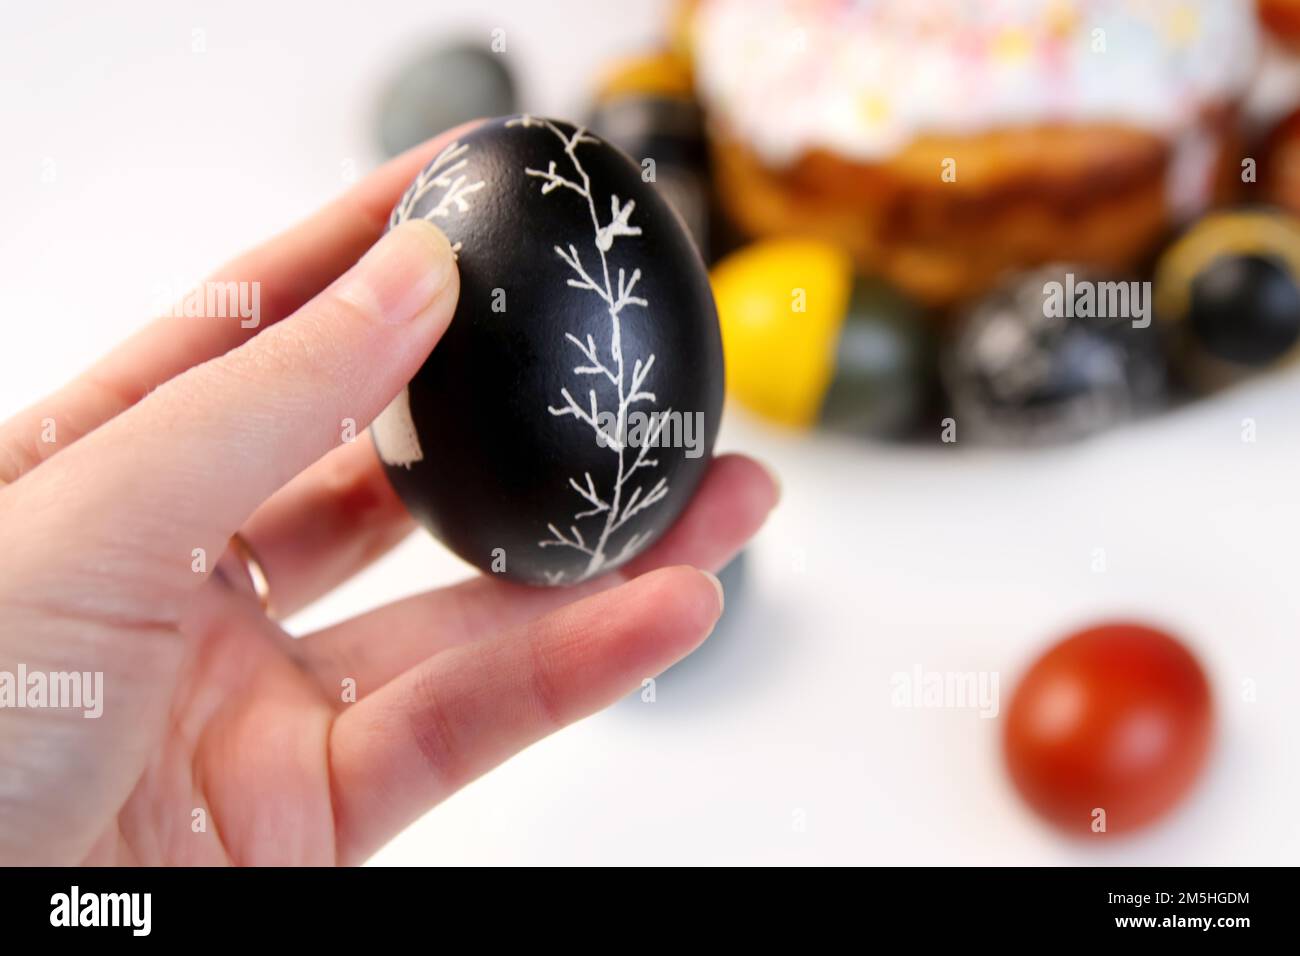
left=710, top=238, right=853, bottom=427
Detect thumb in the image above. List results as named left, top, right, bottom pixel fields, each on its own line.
left=23, top=219, right=458, bottom=617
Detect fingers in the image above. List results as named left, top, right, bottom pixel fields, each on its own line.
left=294, top=453, right=778, bottom=695
left=237, top=440, right=413, bottom=618
left=328, top=565, right=724, bottom=864
left=19, top=220, right=458, bottom=622
left=0, top=123, right=480, bottom=485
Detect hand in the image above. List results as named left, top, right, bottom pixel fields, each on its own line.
left=0, top=127, right=779, bottom=865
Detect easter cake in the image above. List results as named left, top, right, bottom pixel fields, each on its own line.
left=690, top=0, right=1260, bottom=305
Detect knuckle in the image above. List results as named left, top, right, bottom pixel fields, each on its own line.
left=526, top=633, right=568, bottom=732
left=406, top=662, right=466, bottom=791
left=325, top=280, right=385, bottom=330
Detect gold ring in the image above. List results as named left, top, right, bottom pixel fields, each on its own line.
left=217, top=532, right=272, bottom=615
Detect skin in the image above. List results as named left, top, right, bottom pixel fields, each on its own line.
left=0, top=126, right=779, bottom=866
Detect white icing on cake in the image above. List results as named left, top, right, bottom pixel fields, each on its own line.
left=692, top=0, right=1260, bottom=165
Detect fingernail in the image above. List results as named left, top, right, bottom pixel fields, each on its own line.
left=699, top=569, right=725, bottom=616
left=336, top=220, right=457, bottom=325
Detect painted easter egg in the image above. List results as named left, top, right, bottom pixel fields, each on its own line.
left=375, top=43, right=517, bottom=158
left=1004, top=622, right=1213, bottom=834
left=1154, top=209, right=1300, bottom=392
left=711, top=237, right=934, bottom=437
left=942, top=265, right=1166, bottom=444
left=371, top=116, right=724, bottom=586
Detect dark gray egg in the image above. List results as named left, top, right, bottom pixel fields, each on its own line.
left=941, top=265, right=1166, bottom=444
left=371, top=116, right=724, bottom=585
left=375, top=43, right=516, bottom=157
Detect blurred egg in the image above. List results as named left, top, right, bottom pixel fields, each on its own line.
left=372, top=117, right=724, bottom=586
left=818, top=278, right=934, bottom=438
left=1004, top=623, right=1213, bottom=835
left=710, top=238, right=932, bottom=436
left=586, top=51, right=712, bottom=255
left=376, top=43, right=516, bottom=157
left=942, top=265, right=1165, bottom=445
left=1154, top=209, right=1300, bottom=392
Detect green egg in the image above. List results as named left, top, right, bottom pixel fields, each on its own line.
left=817, top=278, right=935, bottom=439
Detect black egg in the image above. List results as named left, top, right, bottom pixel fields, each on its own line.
left=1188, top=255, right=1300, bottom=364
left=1154, top=209, right=1300, bottom=391
left=942, top=266, right=1165, bottom=445
left=371, top=116, right=724, bottom=586
left=375, top=44, right=516, bottom=158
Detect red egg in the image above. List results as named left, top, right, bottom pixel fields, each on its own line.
left=1004, top=623, right=1213, bottom=835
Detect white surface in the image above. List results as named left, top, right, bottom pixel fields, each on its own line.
left=2, top=1, right=1297, bottom=865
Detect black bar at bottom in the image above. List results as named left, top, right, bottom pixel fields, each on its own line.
left=0, top=865, right=1278, bottom=941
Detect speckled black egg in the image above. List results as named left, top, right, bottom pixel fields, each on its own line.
left=942, top=265, right=1165, bottom=445
left=375, top=43, right=516, bottom=158
left=371, top=116, right=724, bottom=586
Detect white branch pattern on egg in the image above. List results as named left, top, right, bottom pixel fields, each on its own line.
left=509, top=115, right=670, bottom=584
left=388, top=139, right=486, bottom=260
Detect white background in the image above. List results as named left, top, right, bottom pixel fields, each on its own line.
left=2, top=0, right=1298, bottom=865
